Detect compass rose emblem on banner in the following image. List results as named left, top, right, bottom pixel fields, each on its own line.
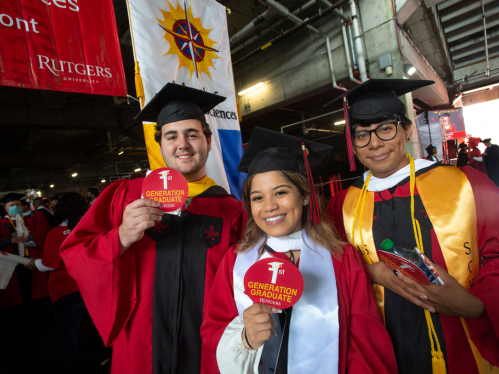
left=157, top=0, right=220, bottom=81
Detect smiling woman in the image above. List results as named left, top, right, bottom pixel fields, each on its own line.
left=200, top=127, right=398, bottom=374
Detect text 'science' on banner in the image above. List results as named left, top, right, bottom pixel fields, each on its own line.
left=0, top=0, right=127, bottom=96
left=126, top=0, right=246, bottom=199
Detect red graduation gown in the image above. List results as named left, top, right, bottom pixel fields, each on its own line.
left=31, top=209, right=54, bottom=250
left=0, top=215, right=49, bottom=308
left=60, top=178, right=246, bottom=374
left=201, top=243, right=398, bottom=373
left=327, top=164, right=499, bottom=373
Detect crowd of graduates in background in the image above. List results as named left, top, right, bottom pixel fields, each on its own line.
left=0, top=188, right=109, bottom=374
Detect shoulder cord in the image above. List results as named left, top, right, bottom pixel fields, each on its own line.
left=353, top=153, right=446, bottom=374
left=7, top=215, right=25, bottom=231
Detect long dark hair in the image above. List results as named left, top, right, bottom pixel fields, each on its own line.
left=237, top=170, right=344, bottom=257
left=54, top=192, right=88, bottom=230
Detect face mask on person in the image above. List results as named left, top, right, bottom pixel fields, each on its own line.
left=8, top=206, right=23, bottom=216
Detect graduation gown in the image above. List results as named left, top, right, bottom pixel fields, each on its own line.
left=327, top=163, right=499, bottom=374
left=484, top=144, right=499, bottom=187
left=0, top=214, right=49, bottom=308
left=469, top=147, right=487, bottom=174
left=31, top=209, right=54, bottom=250
left=201, top=243, right=398, bottom=374
left=457, top=150, right=469, bottom=167
left=60, top=177, right=246, bottom=374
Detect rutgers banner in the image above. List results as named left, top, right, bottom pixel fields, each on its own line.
left=126, top=0, right=245, bottom=199
left=0, top=0, right=127, bottom=96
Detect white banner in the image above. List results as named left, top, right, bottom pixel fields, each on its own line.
left=0, top=252, right=30, bottom=290
left=127, top=0, right=245, bottom=198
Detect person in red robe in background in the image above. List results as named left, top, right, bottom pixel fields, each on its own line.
left=468, top=137, right=487, bottom=174
left=0, top=193, right=48, bottom=308
left=60, top=84, right=246, bottom=374
left=325, top=79, right=499, bottom=374
left=25, top=192, right=109, bottom=374
left=201, top=128, right=397, bottom=374
left=30, top=197, right=54, bottom=251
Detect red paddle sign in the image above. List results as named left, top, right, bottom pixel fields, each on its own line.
left=142, top=168, right=188, bottom=212
left=244, top=257, right=304, bottom=309
left=377, top=251, right=431, bottom=285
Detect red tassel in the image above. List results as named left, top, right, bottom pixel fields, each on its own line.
left=329, top=177, right=335, bottom=197
left=302, top=143, right=321, bottom=224
left=338, top=173, right=343, bottom=191
left=343, top=94, right=356, bottom=172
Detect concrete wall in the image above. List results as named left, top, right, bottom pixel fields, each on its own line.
left=463, top=85, right=499, bottom=106
left=234, top=8, right=352, bottom=116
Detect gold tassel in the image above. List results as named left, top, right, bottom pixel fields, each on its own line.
left=134, top=61, right=145, bottom=108
left=432, top=353, right=440, bottom=374
left=437, top=352, right=447, bottom=374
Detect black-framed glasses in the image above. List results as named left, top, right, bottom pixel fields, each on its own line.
left=352, top=122, right=400, bottom=148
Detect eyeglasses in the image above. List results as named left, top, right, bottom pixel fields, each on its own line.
left=352, top=122, right=399, bottom=148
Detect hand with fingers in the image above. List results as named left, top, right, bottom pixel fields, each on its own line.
left=368, top=261, right=433, bottom=311
left=242, top=304, right=280, bottom=350
left=119, top=199, right=164, bottom=255
left=24, top=257, right=37, bottom=271
left=394, top=263, right=485, bottom=319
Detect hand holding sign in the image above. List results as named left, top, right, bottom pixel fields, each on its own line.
left=242, top=256, right=304, bottom=350
left=119, top=199, right=164, bottom=254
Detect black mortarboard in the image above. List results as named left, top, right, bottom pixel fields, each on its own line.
left=237, top=127, right=333, bottom=175
left=324, top=79, right=435, bottom=171
left=133, top=83, right=226, bottom=126
left=482, top=138, right=491, bottom=143
left=0, top=193, right=25, bottom=204
left=459, top=142, right=468, bottom=149
left=325, top=79, right=434, bottom=120
left=238, top=127, right=332, bottom=224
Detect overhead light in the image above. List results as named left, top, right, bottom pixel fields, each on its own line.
left=101, top=179, right=106, bottom=183
left=134, top=168, right=141, bottom=172
left=238, top=82, right=264, bottom=96
left=71, top=173, right=78, bottom=177
left=404, top=63, right=416, bottom=76
left=50, top=184, right=54, bottom=188
left=261, top=42, right=272, bottom=51
left=36, top=191, right=41, bottom=196
left=334, top=120, right=346, bottom=125
left=118, top=151, right=124, bottom=155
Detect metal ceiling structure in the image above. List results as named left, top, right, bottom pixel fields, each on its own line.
left=438, top=0, right=499, bottom=70
left=3, top=0, right=499, bottom=195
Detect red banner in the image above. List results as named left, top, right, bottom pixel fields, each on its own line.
left=0, top=0, right=127, bottom=96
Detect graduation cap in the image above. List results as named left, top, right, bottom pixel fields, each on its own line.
left=482, top=138, right=491, bottom=143
left=238, top=127, right=333, bottom=224
left=133, top=83, right=227, bottom=126
left=324, top=79, right=435, bottom=171
left=0, top=193, right=25, bottom=204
